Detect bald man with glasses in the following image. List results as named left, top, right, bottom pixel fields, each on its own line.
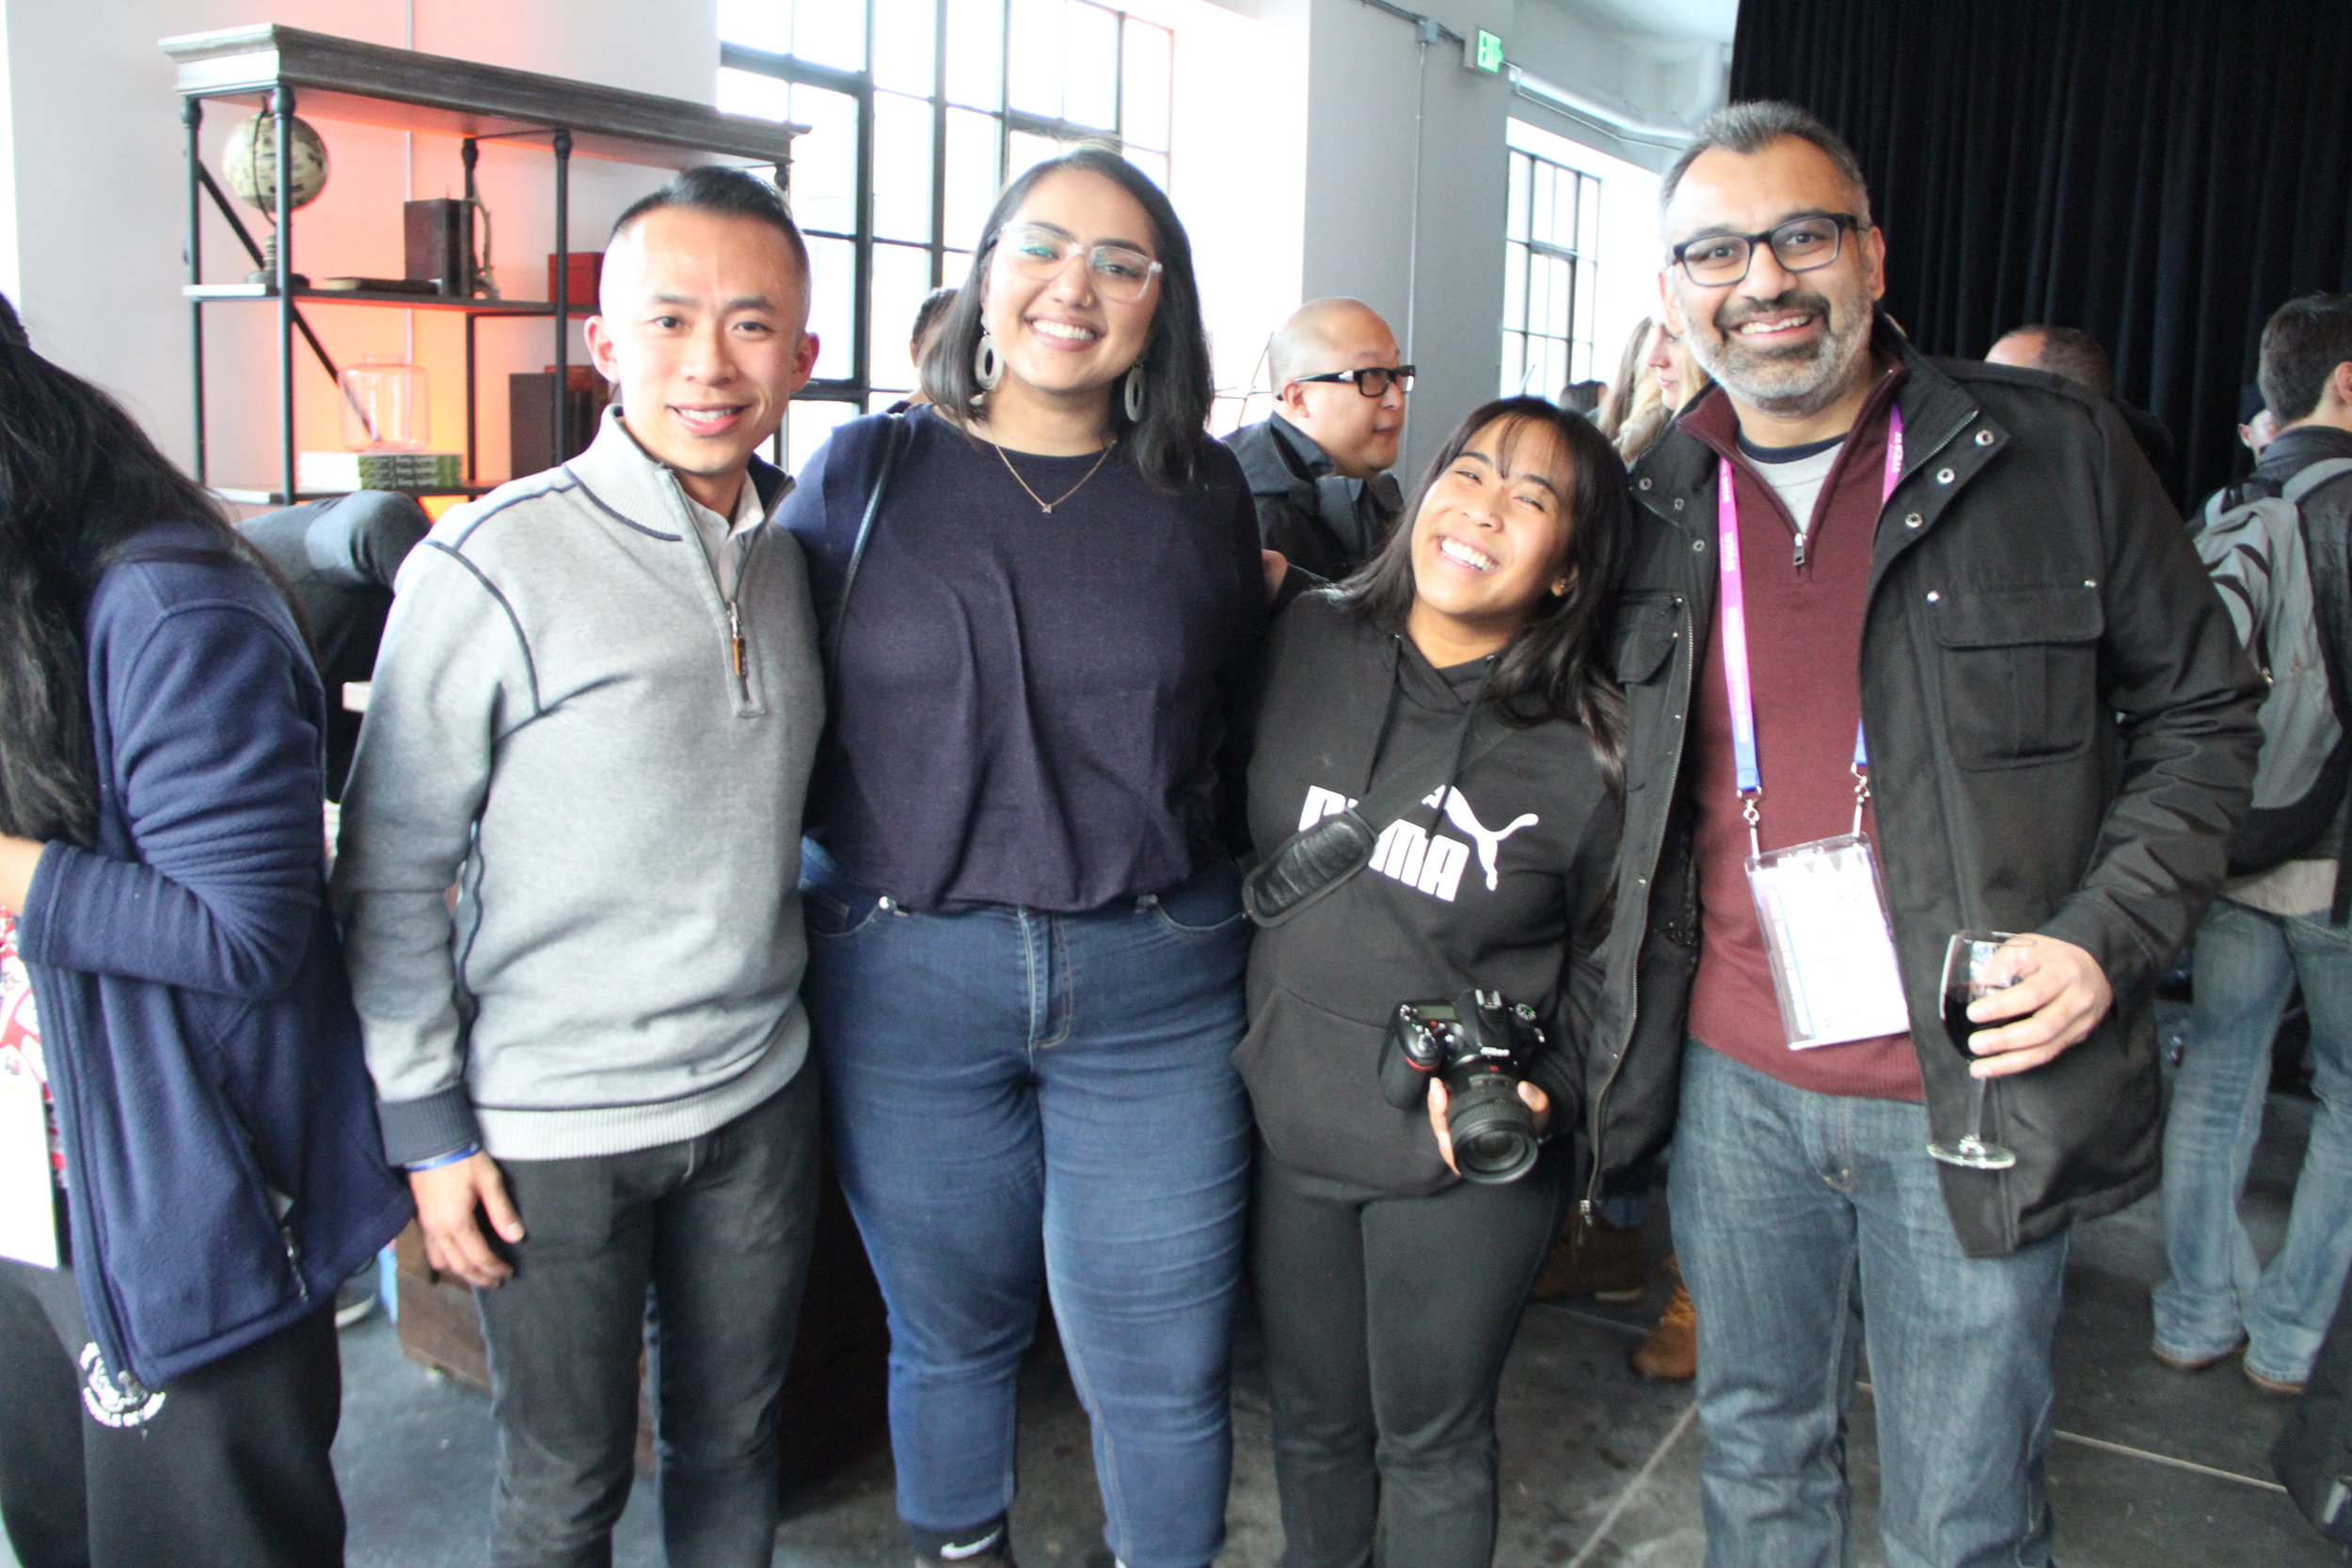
left=1224, top=298, right=1412, bottom=581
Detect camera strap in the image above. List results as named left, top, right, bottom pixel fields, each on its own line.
left=1244, top=647, right=1510, bottom=927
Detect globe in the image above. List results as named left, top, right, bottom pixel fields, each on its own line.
left=223, top=112, right=329, bottom=213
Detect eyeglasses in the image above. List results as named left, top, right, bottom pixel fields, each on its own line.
left=1293, top=366, right=1416, bottom=397
left=1670, top=214, right=1867, bottom=286
left=993, top=223, right=1164, bottom=303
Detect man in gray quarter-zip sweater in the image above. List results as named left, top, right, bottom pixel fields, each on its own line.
left=334, top=168, right=825, bottom=1568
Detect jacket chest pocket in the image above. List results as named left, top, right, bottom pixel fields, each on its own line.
left=1930, top=584, right=2104, bottom=769
left=1611, top=596, right=1682, bottom=687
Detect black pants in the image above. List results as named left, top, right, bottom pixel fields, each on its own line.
left=0, top=1257, right=344, bottom=1568
left=476, top=1069, right=821, bottom=1568
left=1251, top=1144, right=1565, bottom=1568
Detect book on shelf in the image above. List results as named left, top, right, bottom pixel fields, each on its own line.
left=296, top=451, right=464, bottom=493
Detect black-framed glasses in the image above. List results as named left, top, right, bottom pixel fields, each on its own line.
left=1294, top=365, right=1416, bottom=397
left=1670, top=214, right=1867, bottom=286
left=993, top=223, right=1164, bottom=303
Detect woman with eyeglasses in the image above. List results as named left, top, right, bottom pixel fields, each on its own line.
left=1236, top=397, right=1628, bottom=1568
left=779, top=148, right=1265, bottom=1568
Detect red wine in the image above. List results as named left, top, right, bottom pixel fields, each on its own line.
left=1943, top=994, right=1979, bottom=1061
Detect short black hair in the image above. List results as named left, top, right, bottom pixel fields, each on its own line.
left=1559, top=378, right=1606, bottom=416
left=2260, top=293, right=2352, bottom=425
left=610, top=165, right=810, bottom=277
left=910, top=286, right=958, bottom=351
left=2000, top=325, right=2114, bottom=399
left=1661, top=102, right=1871, bottom=227
left=0, top=292, right=23, bottom=350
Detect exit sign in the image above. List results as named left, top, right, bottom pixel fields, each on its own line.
left=1468, top=29, right=1505, bottom=72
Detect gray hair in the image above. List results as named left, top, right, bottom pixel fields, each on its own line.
left=1661, top=102, right=1872, bottom=227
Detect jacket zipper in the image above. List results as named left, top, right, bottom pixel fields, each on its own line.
left=664, top=475, right=761, bottom=708
left=1582, top=531, right=1700, bottom=1223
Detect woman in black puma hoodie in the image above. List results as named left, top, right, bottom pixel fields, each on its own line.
left=1239, top=396, right=1627, bottom=1568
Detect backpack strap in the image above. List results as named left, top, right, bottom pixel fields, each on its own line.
left=826, top=412, right=907, bottom=673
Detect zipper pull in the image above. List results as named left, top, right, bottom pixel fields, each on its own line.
left=727, top=600, right=750, bottom=700
left=1792, top=529, right=1807, bottom=569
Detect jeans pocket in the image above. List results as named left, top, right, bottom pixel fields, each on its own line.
left=1146, top=857, right=1247, bottom=940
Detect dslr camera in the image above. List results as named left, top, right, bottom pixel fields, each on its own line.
left=1377, top=989, right=1545, bottom=1184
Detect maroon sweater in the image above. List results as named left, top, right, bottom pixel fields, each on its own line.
left=1680, top=366, right=1924, bottom=1101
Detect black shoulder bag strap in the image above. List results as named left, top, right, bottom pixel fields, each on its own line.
left=825, top=412, right=908, bottom=673
left=1243, top=657, right=1514, bottom=927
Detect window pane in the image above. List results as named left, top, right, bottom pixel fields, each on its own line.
left=1007, top=128, right=1066, bottom=182
left=786, top=84, right=859, bottom=236
left=717, top=66, right=791, bottom=122
left=804, top=234, right=857, bottom=382
left=869, top=242, right=935, bottom=392
left=872, top=0, right=937, bottom=95
left=1506, top=152, right=1529, bottom=244
left=1007, top=0, right=1063, bottom=118
left=1502, top=242, right=1526, bottom=330
left=943, top=247, right=975, bottom=284
left=1062, top=2, right=1119, bottom=131
left=945, top=0, right=1004, bottom=109
left=788, top=400, right=862, bottom=473
left=718, top=0, right=789, bottom=53
left=1120, top=21, right=1172, bottom=151
left=1543, top=255, right=1573, bottom=339
left=1123, top=148, right=1168, bottom=195
left=873, top=92, right=936, bottom=244
left=1500, top=330, right=1525, bottom=398
left=944, top=108, right=1002, bottom=249
left=791, top=0, right=866, bottom=71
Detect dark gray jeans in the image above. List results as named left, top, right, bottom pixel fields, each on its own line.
left=477, top=1069, right=821, bottom=1568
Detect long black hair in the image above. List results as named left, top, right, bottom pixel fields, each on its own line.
left=920, top=146, right=1216, bottom=495
left=1336, top=396, right=1629, bottom=769
left=0, top=293, right=261, bottom=845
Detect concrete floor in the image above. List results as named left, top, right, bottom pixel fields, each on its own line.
left=3, top=1090, right=2340, bottom=1567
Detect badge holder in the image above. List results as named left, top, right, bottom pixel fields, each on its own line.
left=1743, top=760, right=1912, bottom=1052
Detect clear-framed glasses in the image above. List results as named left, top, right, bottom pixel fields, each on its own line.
left=993, top=223, right=1164, bottom=303
left=1670, top=213, right=1867, bottom=287
left=1293, top=365, right=1416, bottom=397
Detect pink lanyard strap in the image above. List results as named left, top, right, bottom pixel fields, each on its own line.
left=1716, top=406, right=1904, bottom=848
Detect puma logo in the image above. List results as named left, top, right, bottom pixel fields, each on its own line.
left=1426, top=787, right=1539, bottom=891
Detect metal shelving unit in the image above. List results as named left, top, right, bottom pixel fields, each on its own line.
left=162, top=24, right=803, bottom=503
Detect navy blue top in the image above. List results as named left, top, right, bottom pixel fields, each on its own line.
left=784, top=407, right=1267, bottom=912
left=18, top=521, right=410, bottom=1388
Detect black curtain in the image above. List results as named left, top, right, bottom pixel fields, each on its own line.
left=1728, top=0, right=2352, bottom=509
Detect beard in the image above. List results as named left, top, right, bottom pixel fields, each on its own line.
left=1679, top=281, right=1875, bottom=420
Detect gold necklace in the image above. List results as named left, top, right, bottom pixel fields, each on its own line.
left=990, top=435, right=1117, bottom=515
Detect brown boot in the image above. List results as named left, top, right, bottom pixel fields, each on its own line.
left=1531, top=1215, right=1645, bottom=1303
left=1631, top=1259, right=1696, bottom=1381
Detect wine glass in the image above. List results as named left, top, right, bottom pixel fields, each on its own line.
left=1928, top=930, right=2020, bottom=1171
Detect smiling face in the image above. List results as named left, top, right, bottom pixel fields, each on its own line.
left=1405, top=416, right=1577, bottom=663
left=585, top=206, right=818, bottom=513
left=980, top=167, right=1161, bottom=419
left=1660, top=135, right=1884, bottom=425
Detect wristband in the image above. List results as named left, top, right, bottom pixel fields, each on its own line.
left=405, top=1142, right=481, bottom=1173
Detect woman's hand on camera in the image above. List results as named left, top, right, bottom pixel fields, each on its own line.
left=1426, top=1079, right=1551, bottom=1176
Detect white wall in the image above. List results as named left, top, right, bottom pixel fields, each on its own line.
left=0, top=0, right=18, bottom=308
left=1248, top=0, right=1718, bottom=477
left=3, top=0, right=717, bottom=490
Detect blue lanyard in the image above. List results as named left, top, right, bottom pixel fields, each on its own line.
left=1717, top=407, right=1903, bottom=846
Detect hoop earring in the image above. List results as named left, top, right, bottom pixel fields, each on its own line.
left=1123, top=362, right=1146, bottom=421
left=975, top=329, right=1002, bottom=391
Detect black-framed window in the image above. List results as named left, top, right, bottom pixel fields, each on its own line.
left=718, top=0, right=1174, bottom=468
left=1501, top=147, right=1600, bottom=400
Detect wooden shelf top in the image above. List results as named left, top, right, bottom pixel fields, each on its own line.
left=160, top=24, right=803, bottom=168
left=184, top=282, right=594, bottom=315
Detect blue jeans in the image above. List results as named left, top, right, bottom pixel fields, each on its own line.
left=1670, top=1042, right=2067, bottom=1568
left=801, top=845, right=1252, bottom=1568
left=2155, top=896, right=2352, bottom=1383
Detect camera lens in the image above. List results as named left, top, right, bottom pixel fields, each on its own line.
left=1445, top=1070, right=1537, bottom=1184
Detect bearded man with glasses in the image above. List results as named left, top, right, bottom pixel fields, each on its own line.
left=1223, top=297, right=1412, bottom=580
left=1585, top=101, right=2261, bottom=1567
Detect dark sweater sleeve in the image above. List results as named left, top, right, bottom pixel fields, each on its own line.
left=22, top=596, right=326, bottom=999
left=1531, top=767, right=1624, bottom=1126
